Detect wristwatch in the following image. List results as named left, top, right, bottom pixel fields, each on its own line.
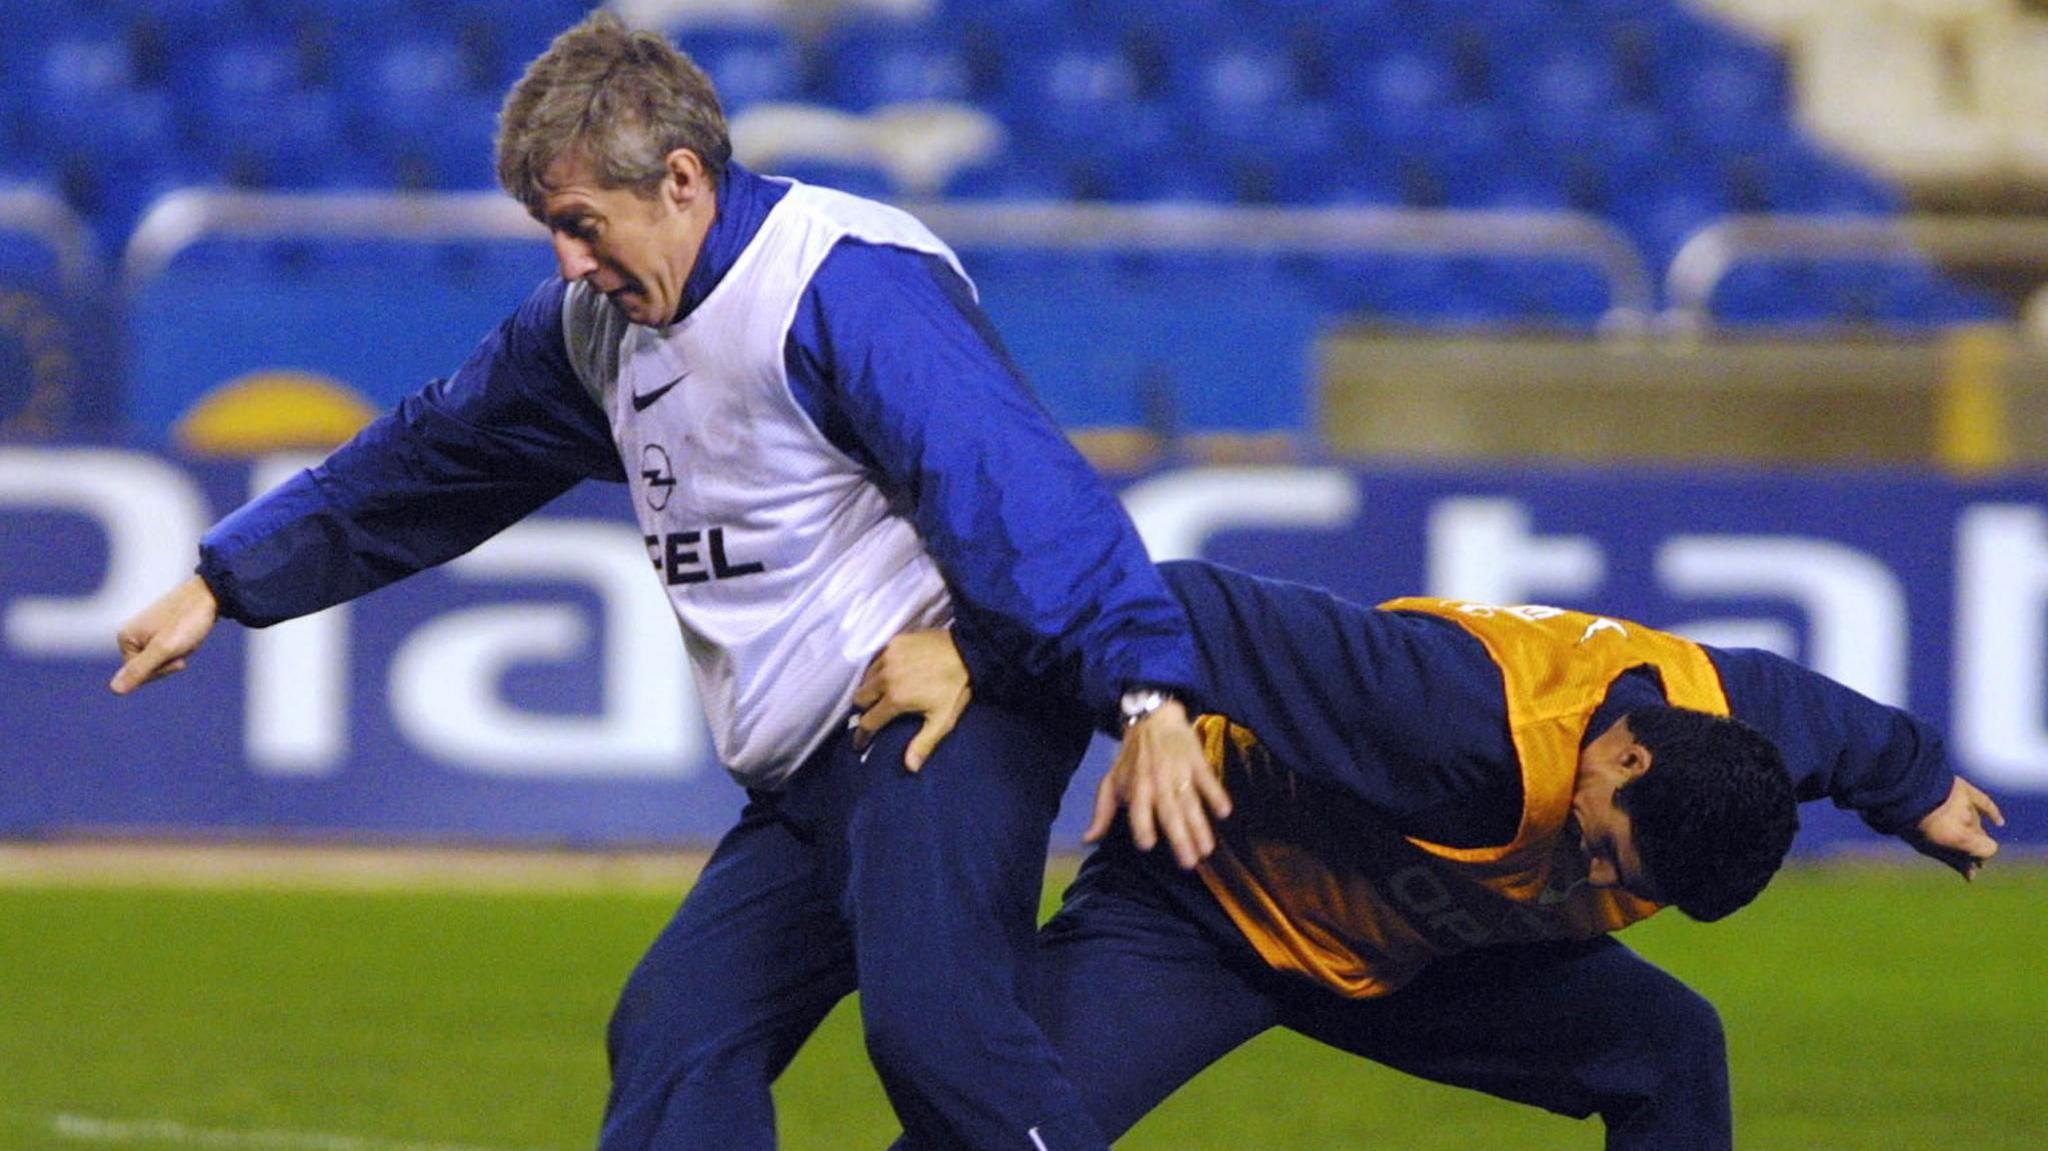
left=1118, top=685, right=1176, bottom=730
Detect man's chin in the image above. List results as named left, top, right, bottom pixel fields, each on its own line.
left=609, top=289, right=645, bottom=320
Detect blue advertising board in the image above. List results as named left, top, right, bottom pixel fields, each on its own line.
left=3, top=444, right=2043, bottom=852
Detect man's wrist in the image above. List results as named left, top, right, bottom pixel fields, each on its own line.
left=1119, top=685, right=1179, bottom=730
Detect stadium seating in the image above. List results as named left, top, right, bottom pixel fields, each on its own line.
left=0, top=0, right=2038, bottom=439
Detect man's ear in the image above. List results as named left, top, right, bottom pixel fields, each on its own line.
left=664, top=148, right=708, bottom=206
left=1618, top=742, right=1653, bottom=780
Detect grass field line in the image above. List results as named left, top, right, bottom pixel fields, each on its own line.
left=0, top=842, right=711, bottom=892
left=6, top=839, right=2033, bottom=894
left=50, top=1114, right=562, bottom=1151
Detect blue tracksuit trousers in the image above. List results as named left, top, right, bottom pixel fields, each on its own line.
left=597, top=699, right=1105, bottom=1151
left=1028, top=840, right=1733, bottom=1150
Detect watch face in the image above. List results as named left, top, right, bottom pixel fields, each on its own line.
left=1121, top=688, right=1167, bottom=724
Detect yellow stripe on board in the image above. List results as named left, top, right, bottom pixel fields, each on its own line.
left=1936, top=324, right=2012, bottom=475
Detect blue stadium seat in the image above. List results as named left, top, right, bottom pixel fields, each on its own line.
left=0, top=225, right=63, bottom=289
left=1514, top=50, right=1621, bottom=140
left=942, top=156, right=1070, bottom=201
left=1667, top=51, right=1786, bottom=154
left=1223, top=103, right=1350, bottom=201
left=1913, top=280, right=2008, bottom=326
left=1311, top=252, right=1458, bottom=322
left=32, top=29, right=140, bottom=110
left=425, top=0, right=586, bottom=79
left=820, top=20, right=973, bottom=109
left=1728, top=145, right=1905, bottom=216
left=1287, top=151, right=1403, bottom=207
left=1058, top=139, right=1222, bottom=202
left=1713, top=261, right=1830, bottom=325
left=1123, top=155, right=1235, bottom=204
left=935, top=0, right=1071, bottom=31
left=1525, top=104, right=1676, bottom=217
left=364, top=91, right=502, bottom=191
left=973, top=250, right=1321, bottom=434
left=674, top=25, right=805, bottom=112
left=1007, top=36, right=1143, bottom=138
left=1176, top=40, right=1302, bottom=149
left=1706, top=256, right=2004, bottom=329
left=354, top=36, right=483, bottom=139
left=428, top=237, right=559, bottom=292
left=191, top=37, right=352, bottom=187
left=1821, top=260, right=2009, bottom=327
left=1476, top=256, right=1613, bottom=328
left=1387, top=105, right=1513, bottom=207
left=1339, top=49, right=1454, bottom=145
left=1069, top=0, right=1240, bottom=61
left=955, top=246, right=1118, bottom=288
left=32, top=38, right=181, bottom=225
left=771, top=159, right=896, bottom=200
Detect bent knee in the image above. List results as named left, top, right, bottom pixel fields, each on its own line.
left=1606, top=986, right=1728, bottom=1117
left=1647, top=986, right=1727, bottom=1068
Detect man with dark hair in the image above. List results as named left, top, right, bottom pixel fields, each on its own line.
left=858, top=559, right=2003, bottom=1150
left=1614, top=706, right=1799, bottom=922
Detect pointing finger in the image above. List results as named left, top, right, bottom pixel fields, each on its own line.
left=109, top=643, right=173, bottom=695
left=1980, top=794, right=2006, bottom=828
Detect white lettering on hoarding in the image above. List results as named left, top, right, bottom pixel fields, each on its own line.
left=1426, top=498, right=1603, bottom=604
left=1121, top=467, right=1361, bottom=560
left=1955, top=504, right=2048, bottom=789
left=5, top=454, right=2043, bottom=797
left=0, top=448, right=207, bottom=656
left=387, top=520, right=701, bottom=778
left=1658, top=536, right=1909, bottom=707
left=245, top=454, right=350, bottom=776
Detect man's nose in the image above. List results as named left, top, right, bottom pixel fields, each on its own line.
left=552, top=234, right=598, bottom=281
left=1586, top=858, right=1618, bottom=888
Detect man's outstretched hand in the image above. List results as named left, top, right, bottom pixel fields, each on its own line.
left=1907, top=776, right=2005, bottom=881
left=110, top=575, right=219, bottom=695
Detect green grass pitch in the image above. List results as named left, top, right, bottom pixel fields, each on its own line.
left=2, top=861, right=2042, bottom=1150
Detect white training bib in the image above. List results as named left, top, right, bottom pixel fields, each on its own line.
left=563, top=181, right=967, bottom=787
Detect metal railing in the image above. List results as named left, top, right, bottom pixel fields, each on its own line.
left=122, top=190, right=544, bottom=291
left=123, top=189, right=1660, bottom=331
left=1665, top=215, right=2048, bottom=334
left=0, top=185, right=99, bottom=297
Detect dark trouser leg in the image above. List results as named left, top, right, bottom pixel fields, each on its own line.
left=845, top=702, right=1106, bottom=1151
left=1280, top=936, right=1732, bottom=1151
left=1029, top=846, right=1282, bottom=1141
left=599, top=794, right=855, bottom=1151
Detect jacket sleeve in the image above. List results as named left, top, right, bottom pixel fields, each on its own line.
left=197, top=278, right=624, bottom=627
left=1154, top=560, right=1526, bottom=844
left=787, top=241, right=1200, bottom=724
left=1706, top=646, right=1955, bottom=835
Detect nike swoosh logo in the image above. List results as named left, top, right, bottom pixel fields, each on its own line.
left=631, top=373, right=686, bottom=412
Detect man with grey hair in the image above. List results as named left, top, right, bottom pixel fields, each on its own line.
left=109, top=11, right=1228, bottom=1151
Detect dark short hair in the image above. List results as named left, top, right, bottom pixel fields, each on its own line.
left=1614, top=706, right=1798, bottom=922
